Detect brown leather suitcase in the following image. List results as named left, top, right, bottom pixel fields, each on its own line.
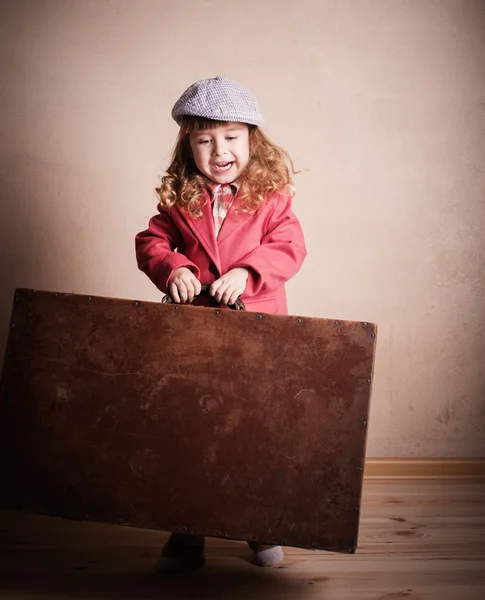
left=0, top=288, right=377, bottom=553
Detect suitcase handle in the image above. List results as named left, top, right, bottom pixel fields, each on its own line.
left=161, top=284, right=246, bottom=311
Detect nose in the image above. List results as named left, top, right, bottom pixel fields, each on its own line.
left=212, top=137, right=228, bottom=156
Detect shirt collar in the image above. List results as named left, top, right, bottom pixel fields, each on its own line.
left=206, top=179, right=239, bottom=197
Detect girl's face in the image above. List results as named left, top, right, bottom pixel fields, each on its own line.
left=189, top=122, right=250, bottom=184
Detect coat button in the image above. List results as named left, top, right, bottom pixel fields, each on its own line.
left=209, top=263, right=219, bottom=275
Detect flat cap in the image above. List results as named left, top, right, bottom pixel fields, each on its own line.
left=171, top=76, right=263, bottom=126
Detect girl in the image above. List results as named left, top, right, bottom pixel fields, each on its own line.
left=135, top=76, right=307, bottom=570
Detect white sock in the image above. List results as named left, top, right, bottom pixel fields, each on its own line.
left=252, top=544, right=284, bottom=567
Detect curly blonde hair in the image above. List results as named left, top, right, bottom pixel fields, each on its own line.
left=157, top=117, right=296, bottom=218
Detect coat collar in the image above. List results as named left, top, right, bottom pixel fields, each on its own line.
left=178, top=188, right=220, bottom=270
left=178, top=184, right=251, bottom=268
left=205, top=181, right=250, bottom=248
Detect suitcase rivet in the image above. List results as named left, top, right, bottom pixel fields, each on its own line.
left=366, top=378, right=371, bottom=383
left=174, top=306, right=179, bottom=310
left=354, top=507, right=359, bottom=513
left=296, top=318, right=302, bottom=323
left=312, top=541, right=318, bottom=548
left=334, top=321, right=339, bottom=326
left=10, top=323, right=15, bottom=329
left=282, top=538, right=287, bottom=544
left=358, top=466, right=364, bottom=472
left=370, top=333, right=375, bottom=338
left=215, top=309, right=220, bottom=314
left=362, top=420, right=367, bottom=427
left=134, top=301, right=139, bottom=307
left=362, top=322, right=368, bottom=326
left=257, top=314, right=263, bottom=319
left=88, top=297, right=92, bottom=302
left=216, top=530, right=221, bottom=536
left=181, top=526, right=187, bottom=532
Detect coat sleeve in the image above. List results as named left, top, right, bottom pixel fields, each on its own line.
left=135, top=209, right=200, bottom=293
left=232, top=190, right=307, bottom=297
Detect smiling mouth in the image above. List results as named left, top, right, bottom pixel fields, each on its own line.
left=212, top=162, right=234, bottom=171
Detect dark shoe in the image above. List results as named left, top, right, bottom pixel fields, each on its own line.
left=154, top=533, right=205, bottom=573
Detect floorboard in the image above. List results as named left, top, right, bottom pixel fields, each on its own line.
left=1, top=478, right=484, bottom=599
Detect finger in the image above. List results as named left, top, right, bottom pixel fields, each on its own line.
left=228, top=289, right=239, bottom=306
left=215, top=283, right=228, bottom=304
left=178, top=281, right=188, bottom=303
left=210, top=278, right=223, bottom=299
left=187, top=275, right=201, bottom=300
left=221, top=286, right=234, bottom=305
left=193, top=277, right=202, bottom=296
left=185, top=279, right=195, bottom=303
left=170, top=282, right=181, bottom=304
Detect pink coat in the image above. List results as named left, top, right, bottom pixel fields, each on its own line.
left=135, top=187, right=307, bottom=315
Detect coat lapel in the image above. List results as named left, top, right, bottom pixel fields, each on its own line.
left=178, top=189, right=221, bottom=271
left=217, top=191, right=251, bottom=248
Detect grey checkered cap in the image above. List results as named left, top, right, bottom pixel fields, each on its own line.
left=171, top=76, right=263, bottom=126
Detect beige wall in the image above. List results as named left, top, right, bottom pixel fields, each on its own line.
left=1, top=0, right=484, bottom=457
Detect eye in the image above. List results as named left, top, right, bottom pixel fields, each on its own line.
left=226, top=136, right=237, bottom=141
left=198, top=139, right=210, bottom=145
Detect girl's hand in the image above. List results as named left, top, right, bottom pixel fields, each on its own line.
left=210, top=267, right=249, bottom=306
left=168, top=267, right=201, bottom=303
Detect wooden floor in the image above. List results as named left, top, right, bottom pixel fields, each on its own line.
left=0, top=478, right=484, bottom=599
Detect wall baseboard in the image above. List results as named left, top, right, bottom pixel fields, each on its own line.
left=364, top=458, right=485, bottom=479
